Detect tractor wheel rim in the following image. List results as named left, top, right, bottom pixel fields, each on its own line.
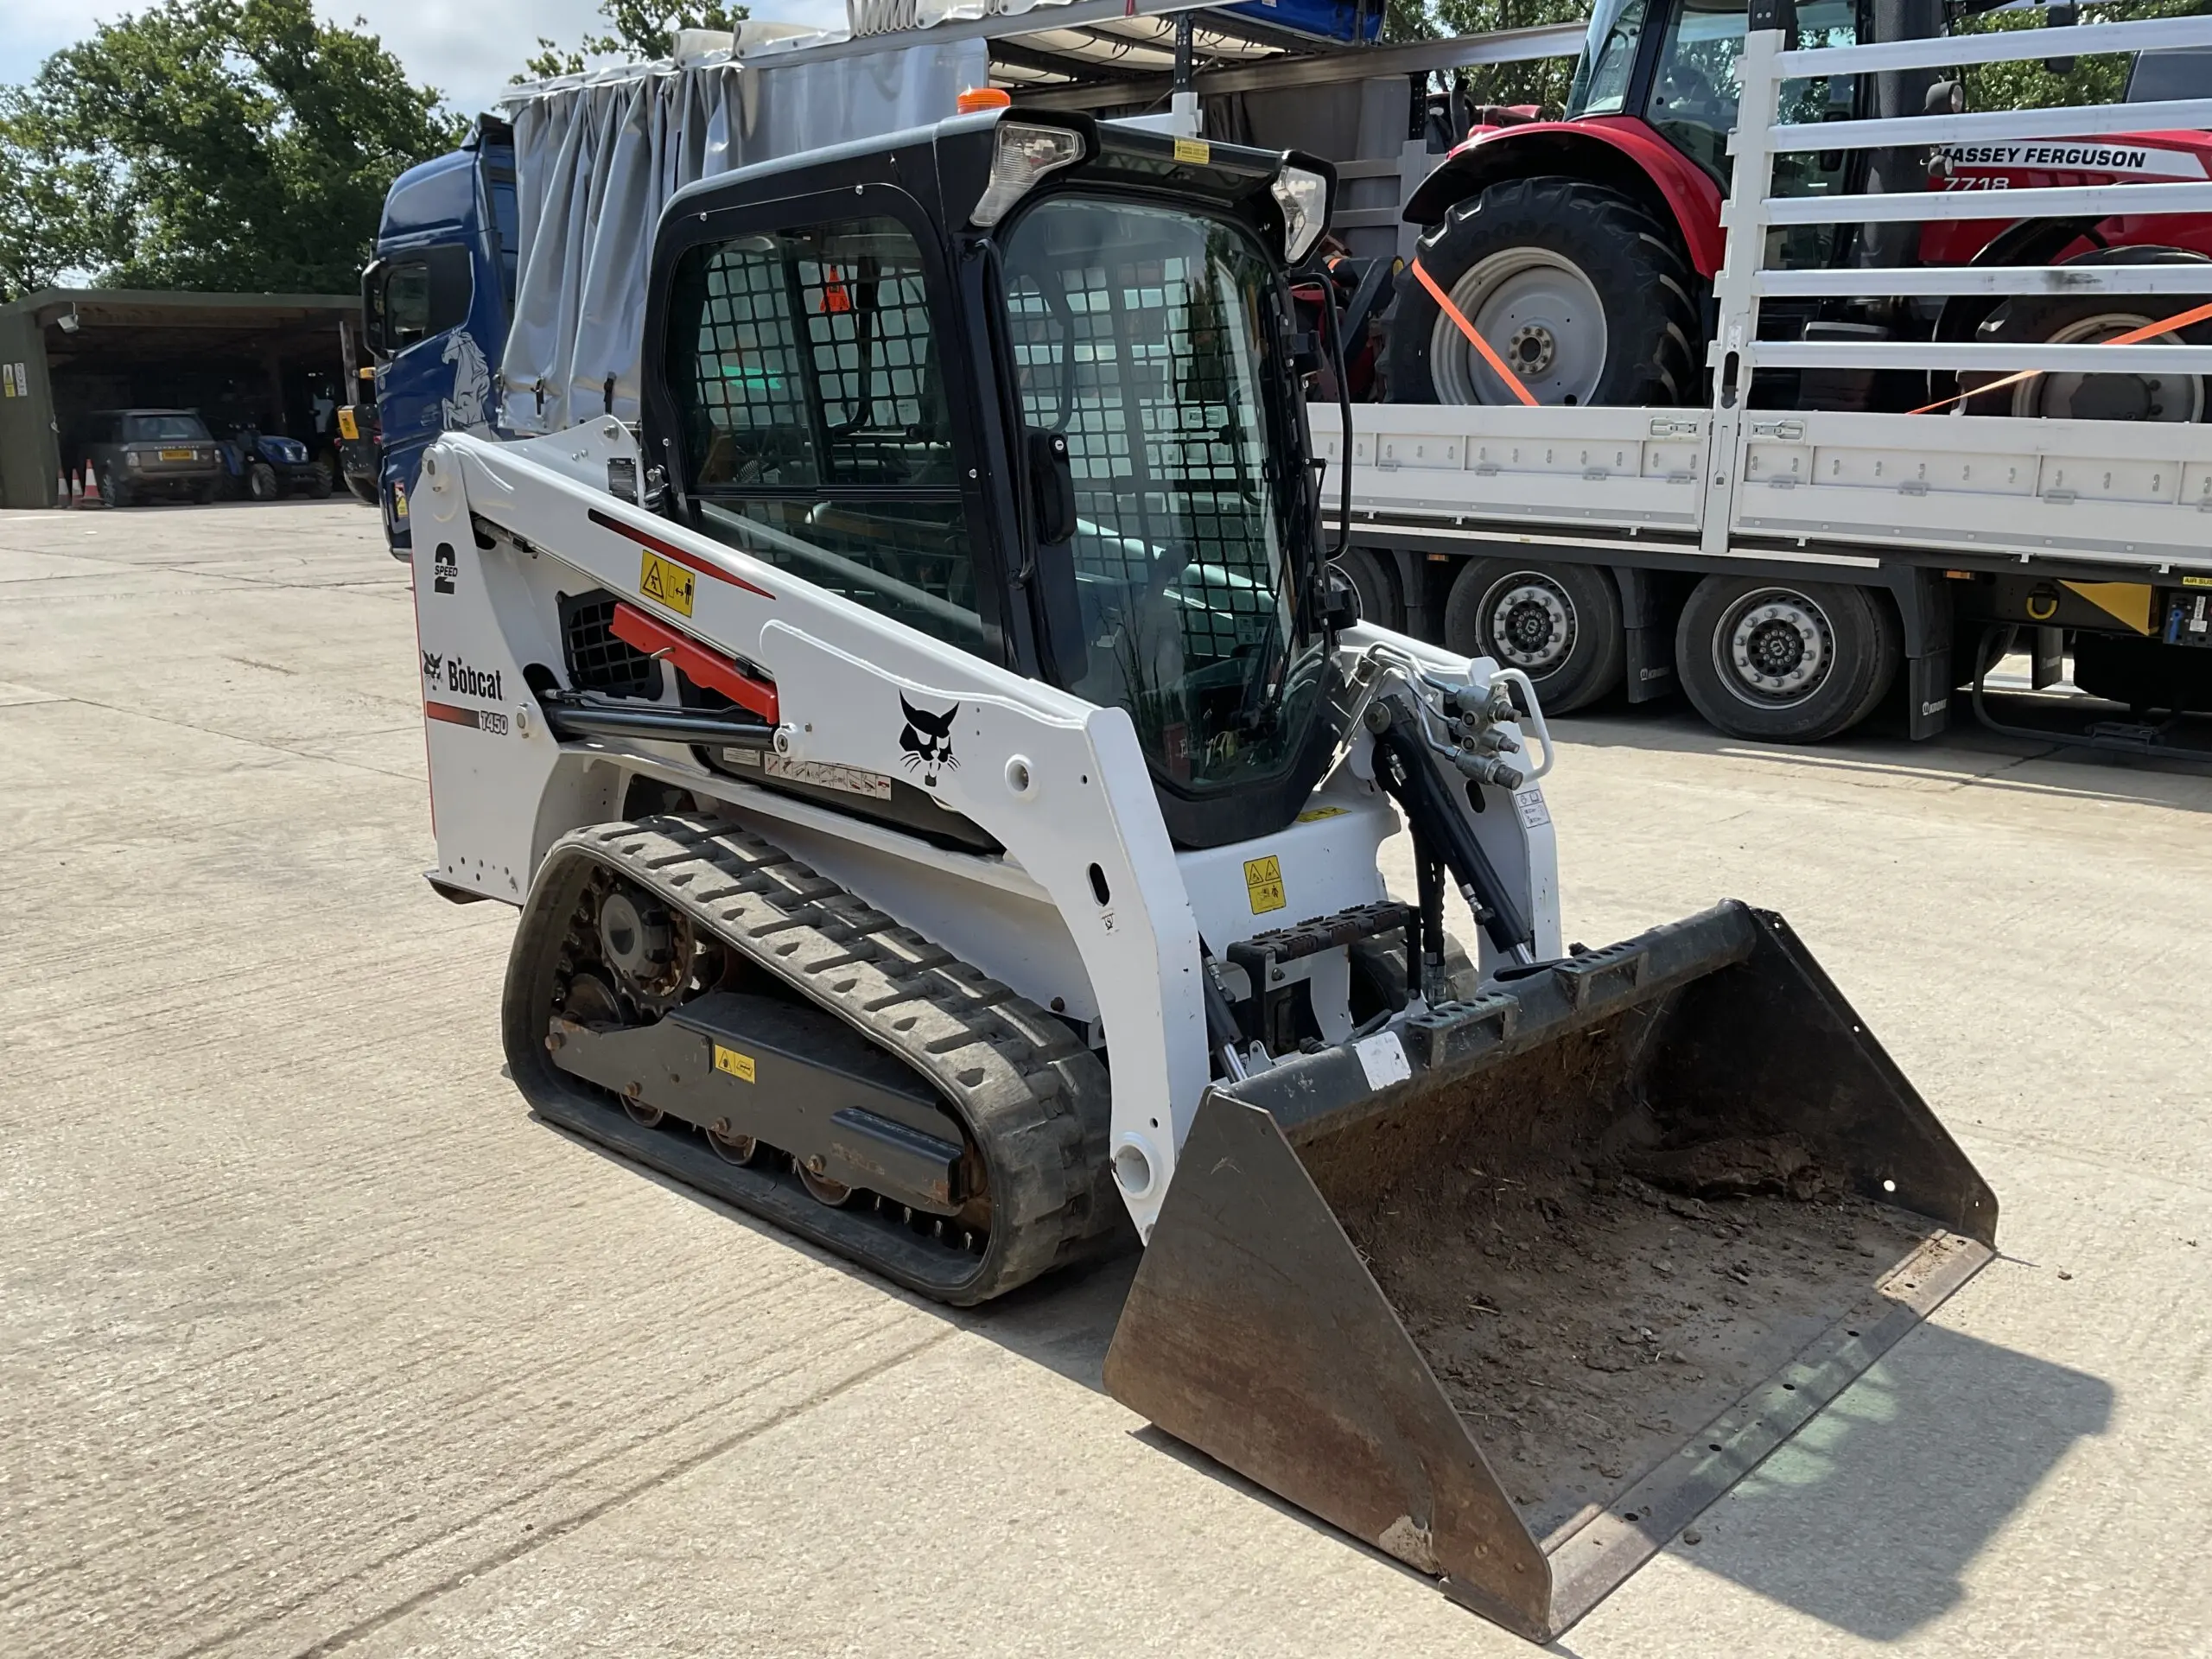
left=1719, top=589, right=1833, bottom=707
left=1483, top=575, right=1575, bottom=672
left=1431, top=249, right=1608, bottom=407
left=2015, top=313, right=2205, bottom=423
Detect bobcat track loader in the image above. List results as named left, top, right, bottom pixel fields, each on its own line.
left=410, top=107, right=1996, bottom=1640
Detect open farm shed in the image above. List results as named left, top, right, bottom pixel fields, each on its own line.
left=0, top=289, right=362, bottom=508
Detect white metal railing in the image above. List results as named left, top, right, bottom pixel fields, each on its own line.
left=1329, top=10, right=2212, bottom=571
left=1692, top=8, right=2212, bottom=560
left=1719, top=10, right=2212, bottom=366
left=1777, top=13, right=2212, bottom=74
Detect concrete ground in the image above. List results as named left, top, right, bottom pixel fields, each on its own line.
left=3, top=500, right=2208, bottom=1659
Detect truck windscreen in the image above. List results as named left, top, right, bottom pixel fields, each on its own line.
left=998, top=196, right=1327, bottom=796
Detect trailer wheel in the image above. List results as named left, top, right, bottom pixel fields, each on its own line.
left=1676, top=577, right=1900, bottom=742
left=1331, top=548, right=1405, bottom=633
left=1444, top=557, right=1624, bottom=713
left=1389, top=178, right=1700, bottom=408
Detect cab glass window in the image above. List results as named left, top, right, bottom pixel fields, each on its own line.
left=1566, top=0, right=1650, bottom=118
left=665, top=214, right=982, bottom=651
left=123, top=413, right=211, bottom=442
left=1646, top=0, right=1857, bottom=264
left=371, top=248, right=474, bottom=355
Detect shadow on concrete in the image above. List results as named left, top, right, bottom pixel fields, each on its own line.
left=1126, top=1313, right=2109, bottom=1645
left=1554, top=695, right=2212, bottom=813
left=537, top=1109, right=1137, bottom=1393
left=1665, top=1320, right=2113, bottom=1641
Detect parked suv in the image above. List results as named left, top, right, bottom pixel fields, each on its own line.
left=83, top=410, right=223, bottom=506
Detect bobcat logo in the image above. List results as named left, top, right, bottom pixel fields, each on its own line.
left=441, top=330, right=492, bottom=431
left=421, top=650, right=443, bottom=682
left=898, top=695, right=959, bottom=789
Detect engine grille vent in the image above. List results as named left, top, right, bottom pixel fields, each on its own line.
left=560, top=590, right=663, bottom=700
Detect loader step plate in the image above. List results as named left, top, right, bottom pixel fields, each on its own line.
left=1105, top=900, right=1998, bottom=1641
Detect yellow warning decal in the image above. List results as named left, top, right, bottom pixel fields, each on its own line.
left=391, top=480, right=408, bottom=519
left=2184, top=575, right=2212, bottom=589
left=337, top=407, right=359, bottom=441
left=1173, top=137, right=1211, bottom=166
left=2062, top=581, right=2152, bottom=635
left=640, top=550, right=696, bottom=617
left=1294, top=805, right=1346, bottom=823
left=713, top=1044, right=756, bottom=1084
left=1243, top=855, right=1287, bottom=915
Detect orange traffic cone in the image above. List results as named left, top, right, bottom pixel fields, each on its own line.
left=58, top=467, right=73, bottom=508
left=80, top=465, right=102, bottom=507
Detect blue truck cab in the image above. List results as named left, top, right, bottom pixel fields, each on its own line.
left=360, top=118, right=517, bottom=554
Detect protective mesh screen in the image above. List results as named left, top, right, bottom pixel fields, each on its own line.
left=668, top=215, right=982, bottom=652
left=1006, top=250, right=1274, bottom=671
left=677, top=218, right=953, bottom=491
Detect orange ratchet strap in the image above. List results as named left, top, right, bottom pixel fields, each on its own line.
left=1911, top=297, right=2212, bottom=414
left=1412, top=257, right=1540, bottom=408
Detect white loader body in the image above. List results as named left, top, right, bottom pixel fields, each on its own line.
left=410, top=420, right=1559, bottom=1237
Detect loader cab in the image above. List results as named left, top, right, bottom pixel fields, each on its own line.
left=641, top=112, right=1344, bottom=849
left=362, top=117, right=518, bottom=552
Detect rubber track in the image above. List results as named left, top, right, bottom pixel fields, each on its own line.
left=524, top=812, right=1122, bottom=1303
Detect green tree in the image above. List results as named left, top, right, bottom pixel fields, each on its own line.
left=1391, top=0, right=1590, bottom=118
left=522, top=1, right=752, bottom=82
left=0, top=0, right=461, bottom=298
left=1956, top=0, right=2205, bottom=112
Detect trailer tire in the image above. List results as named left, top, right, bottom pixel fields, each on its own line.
left=1389, top=177, right=1701, bottom=408
left=1444, top=557, right=1624, bottom=713
left=1676, top=576, right=1899, bottom=742
left=1331, top=547, right=1405, bottom=633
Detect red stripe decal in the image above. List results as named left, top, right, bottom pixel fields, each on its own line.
left=588, top=507, right=775, bottom=600
left=425, top=700, right=482, bottom=728
left=609, top=602, right=781, bottom=724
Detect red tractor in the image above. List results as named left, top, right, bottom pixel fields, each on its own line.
left=1370, top=0, right=2212, bottom=709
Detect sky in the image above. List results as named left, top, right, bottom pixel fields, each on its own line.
left=0, top=0, right=849, bottom=118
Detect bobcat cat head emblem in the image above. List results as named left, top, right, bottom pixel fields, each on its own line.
left=898, top=695, right=959, bottom=789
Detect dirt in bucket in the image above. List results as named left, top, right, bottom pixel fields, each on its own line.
left=1298, top=1011, right=1945, bottom=1541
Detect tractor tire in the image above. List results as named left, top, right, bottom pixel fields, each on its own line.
left=1443, top=556, right=1624, bottom=714
left=1331, top=547, right=1405, bottom=634
left=343, top=473, right=378, bottom=506
left=1676, top=576, right=1900, bottom=743
left=248, top=461, right=280, bottom=501
left=307, top=467, right=333, bottom=499
left=1966, top=247, right=2212, bottom=422
left=1388, top=177, right=1701, bottom=408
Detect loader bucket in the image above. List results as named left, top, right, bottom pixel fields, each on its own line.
left=1103, top=901, right=1996, bottom=1641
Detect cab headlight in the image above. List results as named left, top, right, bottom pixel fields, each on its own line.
left=1271, top=165, right=1330, bottom=264
left=970, top=122, right=1085, bottom=228
left=127, top=451, right=142, bottom=469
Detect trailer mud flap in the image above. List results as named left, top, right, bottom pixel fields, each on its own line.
left=1103, top=901, right=1996, bottom=1641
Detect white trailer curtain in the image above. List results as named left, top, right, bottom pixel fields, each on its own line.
left=502, top=40, right=988, bottom=435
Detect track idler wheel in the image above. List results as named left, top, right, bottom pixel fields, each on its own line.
left=620, top=1082, right=663, bottom=1128
left=798, top=1157, right=856, bottom=1207
left=705, top=1118, right=758, bottom=1166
